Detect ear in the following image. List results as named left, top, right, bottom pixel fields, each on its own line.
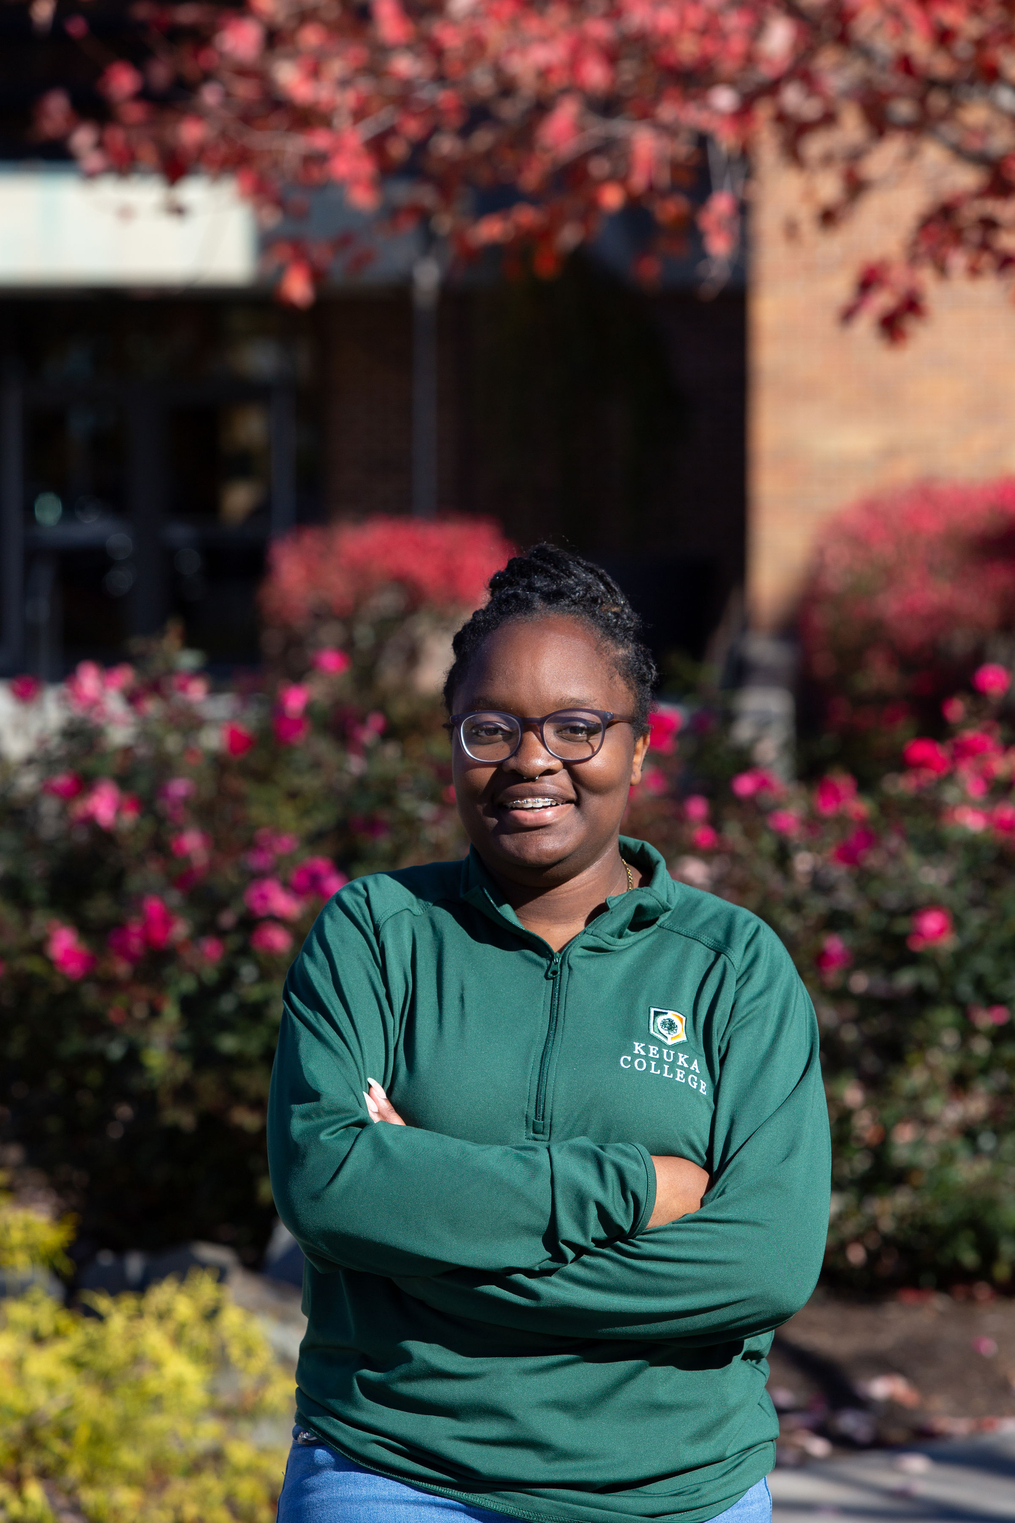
left=629, top=730, right=650, bottom=785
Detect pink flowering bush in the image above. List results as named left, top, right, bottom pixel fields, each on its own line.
left=625, top=683, right=1015, bottom=1290
left=0, top=629, right=466, bottom=1259
left=800, top=478, right=1015, bottom=756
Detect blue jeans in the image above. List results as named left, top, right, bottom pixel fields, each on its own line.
left=276, top=1430, right=773, bottom=1523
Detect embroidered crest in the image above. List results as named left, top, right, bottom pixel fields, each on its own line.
left=649, top=1008, right=686, bottom=1045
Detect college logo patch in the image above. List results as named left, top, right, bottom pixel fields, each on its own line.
left=649, top=1008, right=686, bottom=1045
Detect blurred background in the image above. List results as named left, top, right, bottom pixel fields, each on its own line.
left=3, top=3, right=1015, bottom=1519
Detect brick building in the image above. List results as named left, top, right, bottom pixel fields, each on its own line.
left=3, top=141, right=1014, bottom=681
left=0, top=171, right=747, bottom=677
left=749, top=139, right=1015, bottom=635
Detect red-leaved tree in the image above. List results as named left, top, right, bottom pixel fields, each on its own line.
left=31, top=1, right=1015, bottom=335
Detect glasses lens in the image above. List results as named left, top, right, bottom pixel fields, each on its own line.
left=459, top=712, right=521, bottom=761
left=544, top=710, right=605, bottom=760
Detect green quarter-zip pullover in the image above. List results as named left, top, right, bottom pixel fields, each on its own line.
left=268, top=837, right=830, bottom=1523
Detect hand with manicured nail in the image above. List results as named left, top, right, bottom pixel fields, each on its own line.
left=365, top=1077, right=407, bottom=1125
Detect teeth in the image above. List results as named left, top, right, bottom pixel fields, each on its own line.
left=505, top=797, right=564, bottom=810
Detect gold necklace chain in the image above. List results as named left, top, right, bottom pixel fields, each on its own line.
left=621, top=857, right=634, bottom=893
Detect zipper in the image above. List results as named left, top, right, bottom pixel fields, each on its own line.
left=532, top=952, right=563, bottom=1137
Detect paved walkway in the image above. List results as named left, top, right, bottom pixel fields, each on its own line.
left=770, top=1437, right=1015, bottom=1523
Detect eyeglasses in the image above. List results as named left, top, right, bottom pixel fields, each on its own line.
left=446, top=708, right=633, bottom=764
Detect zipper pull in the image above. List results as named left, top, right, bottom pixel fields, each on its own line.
left=546, top=956, right=560, bottom=979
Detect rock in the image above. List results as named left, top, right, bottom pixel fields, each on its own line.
left=76, top=1240, right=238, bottom=1296
left=263, top=1219, right=306, bottom=1289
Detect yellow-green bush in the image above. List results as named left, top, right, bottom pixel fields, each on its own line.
left=0, top=1191, right=291, bottom=1523
left=0, top=1186, right=73, bottom=1278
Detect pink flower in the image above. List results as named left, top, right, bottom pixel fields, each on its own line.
left=832, top=826, right=878, bottom=866
left=171, top=672, right=209, bottom=701
left=639, top=768, right=668, bottom=796
left=103, top=663, right=134, bottom=693
left=350, top=711, right=387, bottom=750
left=907, top=906, right=954, bottom=950
left=647, top=707, right=682, bottom=754
left=973, top=663, right=1011, bottom=697
left=313, top=647, right=351, bottom=675
left=171, top=829, right=211, bottom=863
left=942, top=696, right=966, bottom=724
left=731, top=768, right=782, bottom=799
left=290, top=857, right=347, bottom=899
left=816, top=934, right=853, bottom=978
left=278, top=683, right=310, bottom=717
left=245, top=828, right=300, bottom=870
left=947, top=805, right=990, bottom=832
left=902, top=738, right=950, bottom=776
left=969, top=1004, right=1010, bottom=1028
left=65, top=660, right=105, bottom=712
left=768, top=809, right=802, bottom=837
left=46, top=923, right=96, bottom=980
left=952, top=729, right=1001, bottom=762
left=10, top=674, right=42, bottom=703
left=119, top=794, right=140, bottom=822
left=43, top=771, right=82, bottom=800
left=690, top=825, right=718, bottom=851
left=991, top=800, right=1015, bottom=836
left=244, top=876, right=305, bottom=920
left=223, top=722, right=255, bottom=758
left=250, top=920, right=293, bottom=955
left=160, top=777, right=196, bottom=804
left=263, top=828, right=300, bottom=854
left=197, top=935, right=225, bottom=963
left=108, top=922, right=146, bottom=963
left=74, top=779, right=122, bottom=830
left=141, top=895, right=178, bottom=950
left=683, top=795, right=710, bottom=823
left=273, top=713, right=309, bottom=745
left=815, top=773, right=858, bottom=815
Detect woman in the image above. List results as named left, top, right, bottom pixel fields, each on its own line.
left=268, top=545, right=831, bottom=1523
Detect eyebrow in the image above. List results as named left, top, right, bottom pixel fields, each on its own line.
left=461, top=697, right=601, bottom=712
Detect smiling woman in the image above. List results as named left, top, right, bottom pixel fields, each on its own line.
left=267, top=545, right=831, bottom=1523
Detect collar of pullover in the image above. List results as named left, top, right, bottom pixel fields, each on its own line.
left=459, top=835, right=677, bottom=952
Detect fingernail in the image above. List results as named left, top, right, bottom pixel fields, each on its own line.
left=363, top=1091, right=380, bottom=1119
left=366, top=1077, right=387, bottom=1099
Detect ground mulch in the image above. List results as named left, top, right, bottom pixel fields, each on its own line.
left=767, top=1285, right=1015, bottom=1461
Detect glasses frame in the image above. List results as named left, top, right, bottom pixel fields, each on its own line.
left=446, top=708, right=634, bottom=764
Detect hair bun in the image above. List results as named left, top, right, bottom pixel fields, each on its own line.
left=444, top=542, right=657, bottom=725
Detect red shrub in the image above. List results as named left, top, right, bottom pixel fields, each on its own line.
left=800, top=478, right=1015, bottom=733
left=260, top=514, right=515, bottom=633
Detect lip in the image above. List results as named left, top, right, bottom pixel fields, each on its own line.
left=493, top=786, right=575, bottom=828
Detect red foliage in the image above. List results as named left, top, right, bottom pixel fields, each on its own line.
left=260, top=514, right=514, bottom=633
left=36, top=1, right=1015, bottom=328
left=800, top=478, right=1015, bottom=735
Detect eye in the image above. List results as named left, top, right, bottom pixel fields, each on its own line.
left=463, top=717, right=515, bottom=744
left=552, top=717, right=602, bottom=740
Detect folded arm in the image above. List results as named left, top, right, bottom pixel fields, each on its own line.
left=391, top=925, right=831, bottom=1342
left=266, top=890, right=656, bottom=1280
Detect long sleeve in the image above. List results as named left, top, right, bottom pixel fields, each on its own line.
left=266, top=888, right=655, bottom=1280
left=392, top=924, right=830, bottom=1340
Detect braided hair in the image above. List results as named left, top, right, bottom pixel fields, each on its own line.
left=443, top=544, right=658, bottom=730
